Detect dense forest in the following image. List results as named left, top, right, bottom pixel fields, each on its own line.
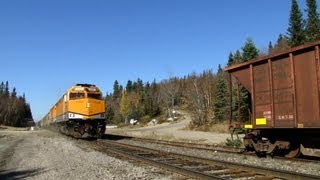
left=0, top=81, right=34, bottom=127
left=105, top=0, right=320, bottom=128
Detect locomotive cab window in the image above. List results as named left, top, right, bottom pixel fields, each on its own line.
left=87, top=93, right=101, bottom=99
left=69, top=92, right=85, bottom=100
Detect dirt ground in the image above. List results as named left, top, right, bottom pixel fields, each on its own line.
left=0, top=112, right=242, bottom=179
left=107, top=110, right=242, bottom=145
left=0, top=128, right=182, bottom=180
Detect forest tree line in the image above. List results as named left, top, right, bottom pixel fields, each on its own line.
left=0, top=81, right=34, bottom=127
left=106, top=0, right=320, bottom=128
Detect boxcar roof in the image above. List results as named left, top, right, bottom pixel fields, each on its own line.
left=225, top=40, right=320, bottom=73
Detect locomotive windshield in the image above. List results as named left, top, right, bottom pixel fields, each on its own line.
left=69, top=92, right=85, bottom=100
left=87, top=93, right=102, bottom=100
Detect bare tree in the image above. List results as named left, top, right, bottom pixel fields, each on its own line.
left=159, top=77, right=180, bottom=118
left=184, top=71, right=216, bottom=127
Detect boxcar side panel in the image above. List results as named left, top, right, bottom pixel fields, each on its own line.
left=294, top=49, right=320, bottom=127
left=253, top=62, right=272, bottom=128
left=272, top=56, right=295, bottom=128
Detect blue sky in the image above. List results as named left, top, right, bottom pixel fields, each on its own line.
left=0, top=0, right=314, bottom=121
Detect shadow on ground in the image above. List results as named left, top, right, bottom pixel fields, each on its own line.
left=0, top=168, right=45, bottom=180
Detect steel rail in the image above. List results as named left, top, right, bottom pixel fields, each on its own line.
left=95, top=139, right=319, bottom=180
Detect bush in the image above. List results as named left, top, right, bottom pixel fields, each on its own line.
left=225, top=138, right=242, bottom=148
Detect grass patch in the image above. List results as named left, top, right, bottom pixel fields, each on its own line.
left=225, top=138, right=242, bottom=148
left=187, top=122, right=230, bottom=133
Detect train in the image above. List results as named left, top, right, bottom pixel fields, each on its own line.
left=225, top=40, right=320, bottom=158
left=39, top=84, right=106, bottom=138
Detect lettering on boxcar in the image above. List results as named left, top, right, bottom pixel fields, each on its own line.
left=277, top=114, right=294, bottom=120
left=263, top=111, right=272, bottom=120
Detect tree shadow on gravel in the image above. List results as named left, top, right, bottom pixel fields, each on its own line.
left=0, top=168, right=45, bottom=180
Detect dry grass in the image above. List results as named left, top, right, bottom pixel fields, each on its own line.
left=187, top=122, right=230, bottom=133
left=0, top=125, right=30, bottom=131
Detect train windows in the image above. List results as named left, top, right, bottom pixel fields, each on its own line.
left=87, top=93, right=101, bottom=99
left=69, top=92, right=85, bottom=100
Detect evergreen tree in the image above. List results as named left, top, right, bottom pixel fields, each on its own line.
left=287, top=0, right=306, bottom=47
left=238, top=38, right=259, bottom=122
left=5, top=81, right=9, bottom=97
left=11, top=87, right=17, bottom=98
left=268, top=41, right=273, bottom=54
left=112, top=80, right=120, bottom=99
left=126, top=80, right=133, bottom=92
left=0, top=81, right=34, bottom=127
left=241, top=38, right=259, bottom=62
left=213, top=65, right=227, bottom=122
left=273, top=34, right=290, bottom=52
left=0, top=82, right=4, bottom=96
left=233, top=50, right=242, bottom=64
left=305, top=0, right=320, bottom=42
left=105, top=106, right=114, bottom=122
left=227, top=52, right=234, bottom=66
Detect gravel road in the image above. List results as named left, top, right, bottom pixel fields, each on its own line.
left=0, top=129, right=183, bottom=180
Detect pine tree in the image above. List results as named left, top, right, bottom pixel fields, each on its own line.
left=126, top=80, right=133, bottom=92
left=227, top=52, right=234, bottom=66
left=268, top=42, right=273, bottom=54
left=105, top=106, right=114, bottom=122
left=233, top=50, right=242, bottom=64
left=305, top=0, right=320, bottom=42
left=0, top=82, right=4, bottom=96
left=273, top=34, right=290, bottom=52
left=287, top=0, right=306, bottom=47
left=11, top=87, right=17, bottom=98
left=112, top=80, right=120, bottom=99
left=241, top=38, right=259, bottom=62
left=5, top=81, right=9, bottom=97
left=214, top=65, right=227, bottom=122
left=238, top=38, right=259, bottom=122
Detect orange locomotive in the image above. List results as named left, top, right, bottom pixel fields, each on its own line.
left=40, top=84, right=106, bottom=138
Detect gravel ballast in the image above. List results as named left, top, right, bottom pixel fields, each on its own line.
left=0, top=129, right=183, bottom=180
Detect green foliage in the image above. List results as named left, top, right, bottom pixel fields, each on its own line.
left=227, top=52, right=234, bottom=66
left=305, top=0, right=320, bottom=42
left=241, top=38, right=259, bottom=62
left=233, top=50, right=242, bottom=64
left=105, top=106, right=114, bottom=122
left=287, top=0, right=306, bottom=47
left=0, top=81, right=34, bottom=127
left=213, top=65, right=227, bottom=122
left=112, top=80, right=120, bottom=99
left=225, top=138, right=242, bottom=148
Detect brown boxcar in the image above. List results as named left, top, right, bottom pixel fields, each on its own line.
left=225, top=40, right=320, bottom=157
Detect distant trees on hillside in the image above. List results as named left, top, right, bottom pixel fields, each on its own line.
left=0, top=81, right=34, bottom=127
left=104, top=0, right=320, bottom=129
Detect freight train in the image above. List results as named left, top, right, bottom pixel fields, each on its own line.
left=225, top=40, right=320, bottom=158
left=39, top=84, right=106, bottom=138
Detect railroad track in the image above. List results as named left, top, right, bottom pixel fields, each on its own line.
left=91, top=139, right=318, bottom=180
left=105, top=133, right=320, bottom=164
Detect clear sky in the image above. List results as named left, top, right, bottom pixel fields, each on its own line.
left=0, top=0, right=314, bottom=121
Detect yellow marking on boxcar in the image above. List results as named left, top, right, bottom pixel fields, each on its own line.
left=256, top=118, right=266, bottom=125
left=244, top=124, right=253, bottom=129
left=298, top=123, right=304, bottom=128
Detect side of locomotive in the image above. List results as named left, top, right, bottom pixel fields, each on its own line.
left=40, top=84, right=106, bottom=138
left=225, top=40, right=320, bottom=157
